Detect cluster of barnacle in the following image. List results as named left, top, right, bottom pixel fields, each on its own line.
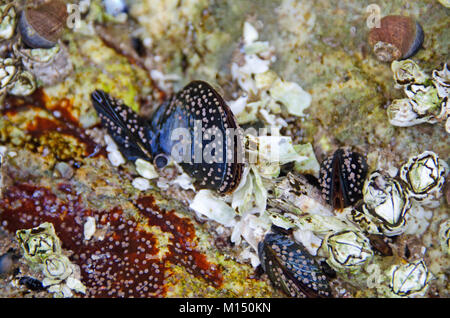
left=366, top=14, right=449, bottom=133
left=387, top=59, right=449, bottom=134
left=15, top=222, right=86, bottom=297
left=350, top=151, right=448, bottom=236
left=265, top=148, right=448, bottom=297
left=0, top=0, right=72, bottom=104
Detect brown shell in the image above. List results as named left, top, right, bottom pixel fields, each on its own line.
left=368, top=15, right=423, bottom=62
left=25, top=0, right=68, bottom=43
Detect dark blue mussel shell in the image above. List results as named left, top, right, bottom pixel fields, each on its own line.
left=318, top=148, right=368, bottom=210
left=91, top=89, right=156, bottom=162
left=258, top=232, right=332, bottom=298
left=91, top=81, right=243, bottom=194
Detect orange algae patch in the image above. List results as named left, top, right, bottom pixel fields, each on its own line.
left=0, top=184, right=223, bottom=297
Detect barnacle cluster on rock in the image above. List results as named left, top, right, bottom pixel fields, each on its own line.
left=387, top=60, right=449, bottom=134
left=0, top=1, right=73, bottom=104
left=16, top=222, right=86, bottom=297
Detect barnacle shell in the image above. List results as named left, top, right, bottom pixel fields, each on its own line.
left=42, top=254, right=73, bottom=282
left=320, top=230, right=373, bottom=272
left=387, top=98, right=431, bottom=127
left=389, top=61, right=449, bottom=130
left=368, top=15, right=424, bottom=63
left=347, top=204, right=382, bottom=235
left=14, top=43, right=72, bottom=86
left=18, top=0, right=68, bottom=49
left=8, top=70, right=36, bottom=96
left=0, top=3, right=17, bottom=41
left=404, top=84, right=441, bottom=117
left=271, top=172, right=334, bottom=217
left=362, top=171, right=411, bottom=235
left=391, top=60, right=428, bottom=86
left=432, top=63, right=450, bottom=99
left=388, top=260, right=431, bottom=297
left=0, top=57, right=16, bottom=89
left=16, top=222, right=62, bottom=264
left=400, top=151, right=448, bottom=206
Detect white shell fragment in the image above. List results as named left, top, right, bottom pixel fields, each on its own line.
left=243, top=21, right=259, bottom=45
left=104, top=134, right=125, bottom=167
left=269, top=78, right=312, bottom=117
left=438, top=0, right=450, bottom=8
left=135, top=158, right=159, bottom=179
left=189, top=190, right=236, bottom=227
left=83, top=216, right=96, bottom=241
left=171, top=172, right=195, bottom=191
left=132, top=177, right=151, bottom=191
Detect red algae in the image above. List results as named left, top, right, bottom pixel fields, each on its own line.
left=0, top=183, right=223, bottom=297
left=4, top=89, right=105, bottom=159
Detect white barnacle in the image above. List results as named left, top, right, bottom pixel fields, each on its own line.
left=320, top=230, right=373, bottom=273
left=0, top=4, right=17, bottom=41
left=388, top=260, right=431, bottom=297
left=362, top=171, right=411, bottom=235
left=391, top=59, right=428, bottom=86
left=387, top=98, right=432, bottom=127
left=400, top=151, right=448, bottom=207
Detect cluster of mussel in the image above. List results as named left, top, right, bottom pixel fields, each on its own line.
left=92, top=74, right=448, bottom=298
left=0, top=0, right=72, bottom=102
left=88, top=10, right=447, bottom=297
